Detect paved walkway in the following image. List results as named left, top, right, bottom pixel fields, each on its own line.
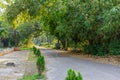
left=41, top=48, right=120, bottom=80
left=0, top=51, right=29, bottom=80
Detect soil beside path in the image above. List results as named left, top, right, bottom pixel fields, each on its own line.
left=0, top=51, right=29, bottom=80
left=41, top=48, right=120, bottom=80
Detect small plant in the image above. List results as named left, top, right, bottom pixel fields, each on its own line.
left=35, top=49, right=41, bottom=56
left=33, top=46, right=45, bottom=75
left=33, top=46, right=41, bottom=56
left=33, top=46, right=37, bottom=53
left=36, top=56, right=45, bottom=75
left=65, top=69, right=83, bottom=80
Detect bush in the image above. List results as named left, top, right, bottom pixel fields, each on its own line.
left=36, top=56, right=45, bottom=75
left=65, top=69, right=83, bottom=80
left=33, top=46, right=37, bottom=53
left=84, top=41, right=120, bottom=56
left=109, top=41, right=120, bottom=55
left=84, top=44, right=108, bottom=56
left=35, top=49, right=41, bottom=56
left=33, top=46, right=45, bottom=75
left=33, top=46, right=41, bottom=56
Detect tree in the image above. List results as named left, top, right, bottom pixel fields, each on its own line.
left=5, top=0, right=43, bottom=47
left=4, top=0, right=120, bottom=55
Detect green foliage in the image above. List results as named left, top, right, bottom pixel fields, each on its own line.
left=36, top=49, right=41, bottom=56
left=33, top=46, right=45, bottom=75
left=109, top=41, right=120, bottom=55
left=33, top=46, right=37, bottom=53
left=84, top=44, right=107, bottom=56
left=65, top=69, right=83, bottom=80
left=21, top=48, right=32, bottom=50
left=0, top=20, right=9, bottom=38
left=0, top=28, right=8, bottom=37
left=36, top=56, right=45, bottom=75
left=84, top=40, right=120, bottom=56
left=32, top=46, right=41, bottom=56
left=32, top=46, right=45, bottom=75
left=3, top=0, right=120, bottom=55
left=18, top=74, right=44, bottom=80
left=17, top=22, right=42, bottom=46
left=6, top=0, right=42, bottom=23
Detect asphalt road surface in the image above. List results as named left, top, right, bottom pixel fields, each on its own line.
left=41, top=48, right=120, bottom=80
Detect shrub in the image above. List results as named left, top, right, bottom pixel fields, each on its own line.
left=36, top=56, right=45, bottom=75
left=84, top=44, right=107, bottom=56
left=65, top=69, right=83, bottom=80
left=33, top=46, right=41, bottom=56
left=84, top=41, right=120, bottom=56
left=33, top=46, right=37, bottom=53
left=33, top=46, right=45, bottom=75
left=35, top=49, right=41, bottom=56
left=109, top=41, right=120, bottom=55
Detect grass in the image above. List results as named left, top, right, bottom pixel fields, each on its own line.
left=22, top=47, right=37, bottom=61
left=18, top=51, right=45, bottom=80
left=20, top=48, right=46, bottom=80
left=41, top=43, right=55, bottom=49
left=18, top=74, right=44, bottom=80
left=21, top=48, right=33, bottom=50
left=27, top=51, right=37, bottom=61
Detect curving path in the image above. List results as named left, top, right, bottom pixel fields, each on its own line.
left=41, top=48, right=120, bottom=80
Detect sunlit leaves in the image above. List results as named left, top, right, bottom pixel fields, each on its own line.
left=6, top=0, right=43, bottom=24
left=11, top=11, right=31, bottom=30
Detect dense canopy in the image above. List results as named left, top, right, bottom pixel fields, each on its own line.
left=0, top=0, right=120, bottom=55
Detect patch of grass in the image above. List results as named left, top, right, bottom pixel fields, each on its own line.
left=21, top=48, right=33, bottom=51
left=27, top=52, right=36, bottom=61
left=42, top=44, right=55, bottom=49
left=18, top=74, right=44, bottom=80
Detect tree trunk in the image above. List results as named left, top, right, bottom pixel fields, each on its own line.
left=58, top=39, right=60, bottom=44
left=61, top=39, right=68, bottom=50
left=74, top=41, right=78, bottom=52
left=14, top=30, right=17, bottom=47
